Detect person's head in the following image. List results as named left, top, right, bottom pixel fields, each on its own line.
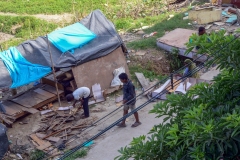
left=66, top=94, right=74, bottom=102
left=198, top=27, right=206, bottom=36
left=119, top=73, right=128, bottom=83
left=184, top=59, right=192, bottom=65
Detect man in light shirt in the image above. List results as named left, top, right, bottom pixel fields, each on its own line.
left=66, top=87, right=91, bottom=118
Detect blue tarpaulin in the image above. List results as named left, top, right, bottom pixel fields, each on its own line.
left=226, top=15, right=237, bottom=23
left=48, top=22, right=96, bottom=53
left=0, top=47, right=51, bottom=88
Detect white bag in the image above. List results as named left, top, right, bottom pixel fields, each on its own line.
left=111, top=67, right=125, bottom=87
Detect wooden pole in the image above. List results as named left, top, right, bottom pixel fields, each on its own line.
left=46, top=35, right=62, bottom=108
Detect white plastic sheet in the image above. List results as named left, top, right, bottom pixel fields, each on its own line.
left=111, top=67, right=125, bottom=87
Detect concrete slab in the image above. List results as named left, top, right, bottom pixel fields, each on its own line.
left=156, top=28, right=208, bottom=62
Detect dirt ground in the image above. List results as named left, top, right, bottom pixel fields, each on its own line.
left=0, top=12, right=73, bottom=24
left=0, top=32, right=14, bottom=43
left=128, top=49, right=170, bottom=75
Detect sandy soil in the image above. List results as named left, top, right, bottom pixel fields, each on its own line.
left=0, top=12, right=73, bottom=24
left=0, top=32, right=14, bottom=43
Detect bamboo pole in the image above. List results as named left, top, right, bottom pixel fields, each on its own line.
left=46, top=35, right=62, bottom=109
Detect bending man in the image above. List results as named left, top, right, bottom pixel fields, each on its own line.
left=66, top=87, right=90, bottom=118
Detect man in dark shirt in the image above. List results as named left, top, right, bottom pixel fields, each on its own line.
left=117, top=73, right=141, bottom=127
left=196, top=26, right=206, bottom=50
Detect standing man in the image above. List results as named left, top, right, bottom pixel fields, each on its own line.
left=66, top=87, right=90, bottom=118
left=117, top=73, right=141, bottom=128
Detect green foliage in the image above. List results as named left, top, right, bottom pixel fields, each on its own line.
left=186, top=30, right=240, bottom=72
left=30, top=149, right=45, bottom=160
left=0, top=0, right=165, bottom=17
left=64, top=149, right=88, bottom=160
left=115, top=30, right=240, bottom=159
left=127, top=12, right=192, bottom=49
left=167, top=48, right=183, bottom=72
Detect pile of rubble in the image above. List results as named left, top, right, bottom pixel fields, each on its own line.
left=183, top=1, right=240, bottom=33
left=29, top=109, right=97, bottom=157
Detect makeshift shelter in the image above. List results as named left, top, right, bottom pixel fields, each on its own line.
left=0, top=9, right=128, bottom=90
left=0, top=10, right=129, bottom=123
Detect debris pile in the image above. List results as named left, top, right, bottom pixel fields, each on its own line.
left=135, top=74, right=211, bottom=100
left=29, top=109, right=97, bottom=154
left=183, top=1, right=240, bottom=33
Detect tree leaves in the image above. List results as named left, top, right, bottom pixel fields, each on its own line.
left=115, top=31, right=240, bottom=160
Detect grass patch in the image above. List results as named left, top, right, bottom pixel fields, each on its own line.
left=127, top=10, right=192, bottom=49
left=129, top=65, right=167, bottom=82
left=64, top=149, right=88, bottom=160
left=0, top=0, right=163, bottom=15
left=0, top=15, right=58, bottom=49
left=29, top=149, right=45, bottom=160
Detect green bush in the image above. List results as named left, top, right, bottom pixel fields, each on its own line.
left=115, top=29, right=240, bottom=159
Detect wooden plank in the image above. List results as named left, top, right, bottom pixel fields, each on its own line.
left=17, top=105, right=39, bottom=114
left=2, top=101, right=23, bottom=116
left=36, top=133, right=46, bottom=139
left=33, top=94, right=62, bottom=109
left=166, top=79, right=181, bottom=93
left=46, top=136, right=60, bottom=143
left=30, top=134, right=46, bottom=146
left=135, top=73, right=150, bottom=91
left=11, top=91, right=45, bottom=108
left=189, top=9, right=222, bottom=24
left=11, top=87, right=63, bottom=110
left=34, top=88, right=55, bottom=98
left=36, top=133, right=60, bottom=142
left=14, top=111, right=28, bottom=119
left=30, top=134, right=52, bottom=150
left=42, top=85, right=63, bottom=95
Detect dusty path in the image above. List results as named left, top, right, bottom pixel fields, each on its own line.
left=79, top=99, right=163, bottom=160
left=0, top=12, right=73, bottom=23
